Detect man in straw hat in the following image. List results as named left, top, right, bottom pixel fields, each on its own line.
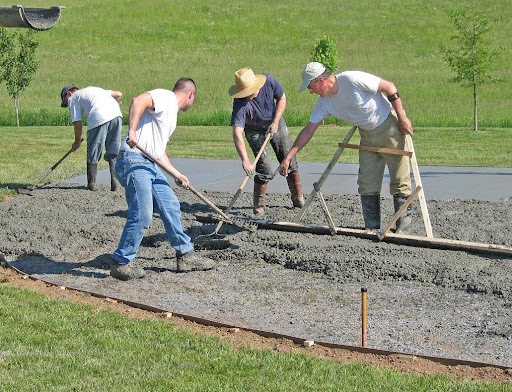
left=277, top=62, right=414, bottom=234
left=229, top=67, right=305, bottom=216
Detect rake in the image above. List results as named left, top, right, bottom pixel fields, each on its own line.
left=206, top=130, right=273, bottom=238
left=18, top=138, right=84, bottom=195
left=133, top=143, right=243, bottom=227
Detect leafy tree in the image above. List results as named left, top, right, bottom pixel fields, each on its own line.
left=439, top=5, right=503, bottom=131
left=0, top=28, right=40, bottom=126
left=310, top=35, right=340, bottom=125
left=310, top=35, right=339, bottom=73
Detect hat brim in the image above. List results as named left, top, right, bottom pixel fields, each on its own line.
left=229, top=74, right=267, bottom=98
left=60, top=85, right=76, bottom=108
left=299, top=78, right=312, bottom=91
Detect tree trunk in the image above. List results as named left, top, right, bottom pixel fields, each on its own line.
left=473, top=82, right=478, bottom=131
left=14, top=93, right=20, bottom=127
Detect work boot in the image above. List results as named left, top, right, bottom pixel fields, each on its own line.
left=176, top=251, right=216, bottom=273
left=86, top=162, right=98, bottom=191
left=110, top=263, right=146, bottom=281
left=393, top=195, right=412, bottom=234
left=361, top=194, right=381, bottom=229
left=253, top=181, right=267, bottom=216
left=286, top=171, right=305, bottom=208
left=109, top=159, right=118, bottom=191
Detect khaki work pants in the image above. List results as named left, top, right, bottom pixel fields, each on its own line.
left=357, top=113, right=411, bottom=197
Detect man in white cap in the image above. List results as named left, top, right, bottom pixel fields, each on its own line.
left=278, top=62, right=414, bottom=234
left=60, top=84, right=123, bottom=191
left=229, top=67, right=304, bottom=215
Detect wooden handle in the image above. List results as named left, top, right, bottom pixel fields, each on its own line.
left=134, top=143, right=231, bottom=221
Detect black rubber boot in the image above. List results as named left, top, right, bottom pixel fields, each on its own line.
left=109, top=160, right=118, bottom=191
left=393, top=195, right=412, bottom=234
left=361, top=194, right=381, bottom=229
left=253, top=181, right=267, bottom=216
left=86, top=163, right=98, bottom=191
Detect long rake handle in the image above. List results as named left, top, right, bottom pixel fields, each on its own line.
left=214, top=131, right=273, bottom=233
left=30, top=138, right=84, bottom=189
left=134, top=143, right=231, bottom=222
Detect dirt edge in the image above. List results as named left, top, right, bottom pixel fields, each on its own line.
left=1, top=266, right=510, bottom=385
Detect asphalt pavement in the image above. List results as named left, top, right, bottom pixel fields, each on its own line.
left=64, top=158, right=512, bottom=201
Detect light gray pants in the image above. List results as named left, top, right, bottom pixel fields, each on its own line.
left=87, top=116, right=122, bottom=164
left=357, top=113, right=411, bottom=197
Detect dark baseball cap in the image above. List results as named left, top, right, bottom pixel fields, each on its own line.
left=60, top=84, right=76, bottom=107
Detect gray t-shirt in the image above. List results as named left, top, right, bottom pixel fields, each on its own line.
left=310, top=71, right=391, bottom=130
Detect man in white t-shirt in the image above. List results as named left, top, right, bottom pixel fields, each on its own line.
left=111, top=78, right=215, bottom=281
left=278, top=62, right=414, bottom=234
left=60, top=85, right=122, bottom=191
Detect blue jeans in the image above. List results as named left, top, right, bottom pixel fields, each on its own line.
left=112, top=151, right=194, bottom=264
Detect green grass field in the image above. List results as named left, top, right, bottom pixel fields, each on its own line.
left=1, top=125, right=511, bottom=201
left=0, top=284, right=509, bottom=391
left=0, top=0, right=511, bottom=128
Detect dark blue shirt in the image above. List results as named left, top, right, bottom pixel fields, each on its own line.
left=231, top=74, right=284, bottom=131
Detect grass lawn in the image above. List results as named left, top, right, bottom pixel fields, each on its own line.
left=0, top=283, right=508, bottom=391
left=0, top=0, right=511, bottom=128
left=1, top=125, right=511, bottom=201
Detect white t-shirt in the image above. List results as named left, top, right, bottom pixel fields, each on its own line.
left=121, top=89, right=178, bottom=159
left=309, top=71, right=391, bottom=130
left=68, top=86, right=122, bottom=129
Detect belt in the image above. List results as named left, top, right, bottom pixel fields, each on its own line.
left=117, top=150, right=143, bottom=159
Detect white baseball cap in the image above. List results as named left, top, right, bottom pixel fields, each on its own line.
left=299, top=62, right=326, bottom=91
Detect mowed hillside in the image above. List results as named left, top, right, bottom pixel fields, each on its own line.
left=0, top=0, right=510, bottom=127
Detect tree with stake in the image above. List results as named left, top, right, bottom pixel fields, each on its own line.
left=0, top=28, right=39, bottom=126
left=439, top=5, right=503, bottom=131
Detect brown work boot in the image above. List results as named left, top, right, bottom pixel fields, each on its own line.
left=286, top=171, right=305, bottom=208
left=253, top=181, right=267, bottom=216
left=87, top=162, right=98, bottom=191
left=109, top=159, right=119, bottom=191
left=176, top=251, right=215, bottom=273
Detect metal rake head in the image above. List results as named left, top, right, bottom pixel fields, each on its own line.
left=229, top=215, right=259, bottom=232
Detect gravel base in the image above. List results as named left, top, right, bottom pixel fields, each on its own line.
left=1, top=182, right=511, bottom=367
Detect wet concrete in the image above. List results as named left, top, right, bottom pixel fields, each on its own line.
left=1, top=182, right=511, bottom=367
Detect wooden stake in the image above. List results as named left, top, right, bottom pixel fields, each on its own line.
left=361, top=287, right=368, bottom=348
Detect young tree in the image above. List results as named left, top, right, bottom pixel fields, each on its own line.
left=310, top=35, right=339, bottom=73
left=439, top=5, right=502, bottom=131
left=310, top=35, right=339, bottom=125
left=0, top=28, right=40, bottom=126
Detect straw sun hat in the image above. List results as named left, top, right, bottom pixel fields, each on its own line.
left=228, top=68, right=267, bottom=98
